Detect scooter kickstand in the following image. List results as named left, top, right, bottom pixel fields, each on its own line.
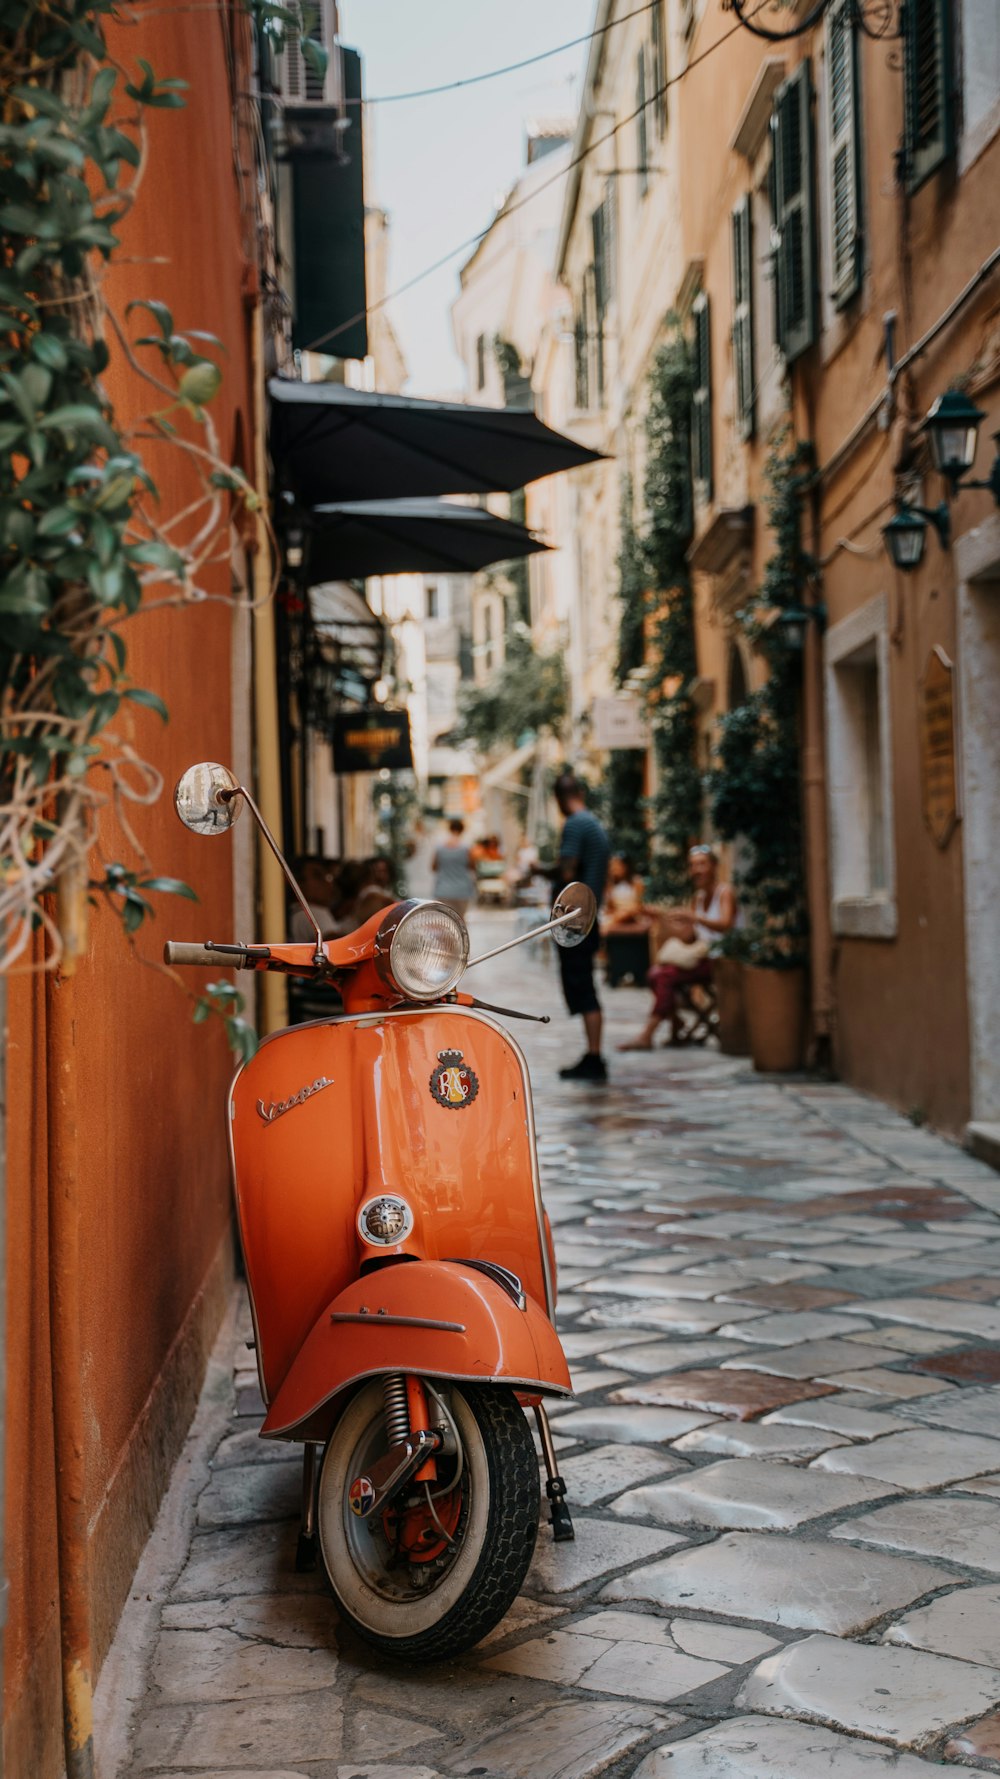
left=295, top=1441, right=320, bottom=1572
left=534, top=1404, right=575, bottom=1542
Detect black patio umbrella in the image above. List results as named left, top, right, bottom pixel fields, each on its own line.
left=305, top=497, right=550, bottom=583
left=269, top=378, right=604, bottom=507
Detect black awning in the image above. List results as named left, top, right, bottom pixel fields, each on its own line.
left=305, top=497, right=550, bottom=582
left=269, top=378, right=604, bottom=506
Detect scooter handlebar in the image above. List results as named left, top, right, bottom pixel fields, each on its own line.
left=163, top=942, right=222, bottom=968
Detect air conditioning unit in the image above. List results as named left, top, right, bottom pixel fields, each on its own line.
left=275, top=0, right=344, bottom=109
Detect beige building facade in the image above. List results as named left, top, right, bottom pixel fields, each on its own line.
left=534, top=0, right=1000, bottom=1137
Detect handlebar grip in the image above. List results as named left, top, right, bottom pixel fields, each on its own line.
left=163, top=942, right=220, bottom=967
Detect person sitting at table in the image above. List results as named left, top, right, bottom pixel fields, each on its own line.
left=620, top=844, right=736, bottom=1050
left=601, top=854, right=648, bottom=935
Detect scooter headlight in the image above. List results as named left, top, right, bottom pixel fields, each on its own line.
left=375, top=900, right=469, bottom=1002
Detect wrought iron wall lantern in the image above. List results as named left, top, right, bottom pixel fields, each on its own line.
left=883, top=391, right=1000, bottom=573
left=776, top=600, right=827, bottom=652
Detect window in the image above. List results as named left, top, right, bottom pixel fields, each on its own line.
left=591, top=182, right=616, bottom=406
left=826, top=0, right=862, bottom=305
left=960, top=0, right=1000, bottom=168
left=574, top=293, right=590, bottom=411
left=475, top=333, right=487, bottom=390
left=902, top=0, right=953, bottom=189
left=825, top=595, right=896, bottom=938
left=691, top=292, right=712, bottom=503
left=636, top=47, right=649, bottom=195
left=651, top=2, right=668, bottom=137
left=731, top=197, right=755, bottom=441
left=426, top=584, right=439, bottom=621
left=771, top=61, right=817, bottom=363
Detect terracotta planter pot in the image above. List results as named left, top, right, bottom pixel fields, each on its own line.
left=743, top=964, right=807, bottom=1073
left=714, top=957, right=750, bottom=1056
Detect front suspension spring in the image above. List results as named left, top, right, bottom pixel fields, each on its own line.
left=383, top=1372, right=410, bottom=1446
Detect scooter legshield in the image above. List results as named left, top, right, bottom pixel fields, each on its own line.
left=260, top=1260, right=572, bottom=1443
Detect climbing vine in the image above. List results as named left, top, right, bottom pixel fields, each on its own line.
left=456, top=629, right=566, bottom=755
left=601, top=477, right=648, bottom=872
left=0, top=1, right=274, bottom=971
left=708, top=432, right=813, bottom=968
left=641, top=326, right=701, bottom=902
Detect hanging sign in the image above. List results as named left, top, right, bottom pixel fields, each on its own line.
left=332, top=708, right=413, bottom=774
left=592, top=695, right=649, bottom=750
left=918, top=646, right=958, bottom=849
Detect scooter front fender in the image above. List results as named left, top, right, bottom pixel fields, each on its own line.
left=260, top=1260, right=573, bottom=1443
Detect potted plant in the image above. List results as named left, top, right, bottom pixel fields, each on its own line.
left=708, top=437, right=812, bottom=1072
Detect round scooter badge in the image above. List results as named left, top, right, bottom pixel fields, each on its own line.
left=429, top=1048, right=479, bottom=1110
left=349, top=1474, right=376, bottom=1517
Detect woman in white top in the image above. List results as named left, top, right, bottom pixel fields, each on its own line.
left=620, top=845, right=736, bottom=1049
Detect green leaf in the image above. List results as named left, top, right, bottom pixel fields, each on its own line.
left=124, top=687, right=169, bottom=721
left=37, top=504, right=79, bottom=538
left=0, top=422, right=24, bottom=451
left=192, top=1001, right=210, bottom=1023
left=40, top=404, right=117, bottom=449
left=108, top=631, right=127, bottom=674
left=87, top=690, right=120, bottom=733
left=301, top=37, right=328, bottom=79
left=178, top=361, right=222, bottom=408
left=30, top=332, right=69, bottom=371
left=127, top=539, right=185, bottom=576
left=125, top=298, right=173, bottom=339
left=141, top=876, right=198, bottom=900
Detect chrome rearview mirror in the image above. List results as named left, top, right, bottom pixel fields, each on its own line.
left=465, top=880, right=598, bottom=971
left=551, top=882, right=597, bottom=948
left=173, top=760, right=326, bottom=962
left=174, top=762, right=244, bottom=836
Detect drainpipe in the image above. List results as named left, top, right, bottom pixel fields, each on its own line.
left=251, top=304, right=288, bottom=1035
left=803, top=477, right=834, bottom=1056
left=46, top=863, right=95, bottom=1779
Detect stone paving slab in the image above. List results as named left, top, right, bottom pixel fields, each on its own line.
left=813, top=1428, right=1000, bottom=1489
left=830, top=1495, right=1000, bottom=1573
left=737, top=1632, right=1000, bottom=1748
left=633, top=1715, right=953, bottom=1775
left=447, top=1700, right=678, bottom=1779
left=602, top=1532, right=953, bottom=1633
left=611, top=1457, right=893, bottom=1531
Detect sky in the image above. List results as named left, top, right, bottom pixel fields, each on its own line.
left=339, top=2, right=591, bottom=397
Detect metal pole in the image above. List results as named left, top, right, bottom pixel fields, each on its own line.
left=45, top=958, right=95, bottom=1779
left=251, top=305, right=288, bottom=1033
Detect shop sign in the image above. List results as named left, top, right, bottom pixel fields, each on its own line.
left=332, top=708, right=413, bottom=774
left=919, top=646, right=958, bottom=849
left=593, top=695, right=649, bottom=750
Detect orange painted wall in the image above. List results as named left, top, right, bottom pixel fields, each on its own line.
left=4, top=6, right=258, bottom=1772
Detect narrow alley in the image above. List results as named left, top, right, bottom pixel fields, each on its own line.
left=103, top=914, right=1000, bottom=1779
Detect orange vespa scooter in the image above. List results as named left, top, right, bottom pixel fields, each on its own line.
left=165, top=761, right=595, bottom=1661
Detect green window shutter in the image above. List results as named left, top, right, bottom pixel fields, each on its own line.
left=772, top=61, right=817, bottom=364
left=651, top=1, right=668, bottom=137
left=731, top=197, right=755, bottom=442
left=692, top=292, right=712, bottom=503
left=574, top=308, right=589, bottom=411
left=636, top=48, right=649, bottom=195
left=828, top=0, right=862, bottom=306
left=903, top=0, right=953, bottom=190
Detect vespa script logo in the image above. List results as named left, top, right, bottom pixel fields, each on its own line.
left=429, top=1049, right=479, bottom=1111
left=256, top=1076, right=334, bottom=1125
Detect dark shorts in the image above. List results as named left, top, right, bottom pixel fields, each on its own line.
left=558, top=927, right=602, bottom=1017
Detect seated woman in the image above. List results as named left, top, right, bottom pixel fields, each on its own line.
left=620, top=845, right=736, bottom=1050
left=601, top=854, right=648, bottom=935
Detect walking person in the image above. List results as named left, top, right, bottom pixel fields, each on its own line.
left=432, top=818, right=477, bottom=917
left=552, top=773, right=611, bottom=1082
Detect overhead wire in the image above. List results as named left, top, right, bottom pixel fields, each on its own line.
left=344, top=0, right=662, bottom=105
left=298, top=1, right=768, bottom=358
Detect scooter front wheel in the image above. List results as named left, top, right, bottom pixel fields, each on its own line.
left=317, top=1378, right=539, bottom=1661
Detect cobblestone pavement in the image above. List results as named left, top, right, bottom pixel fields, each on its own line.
left=111, top=913, right=1000, bottom=1779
